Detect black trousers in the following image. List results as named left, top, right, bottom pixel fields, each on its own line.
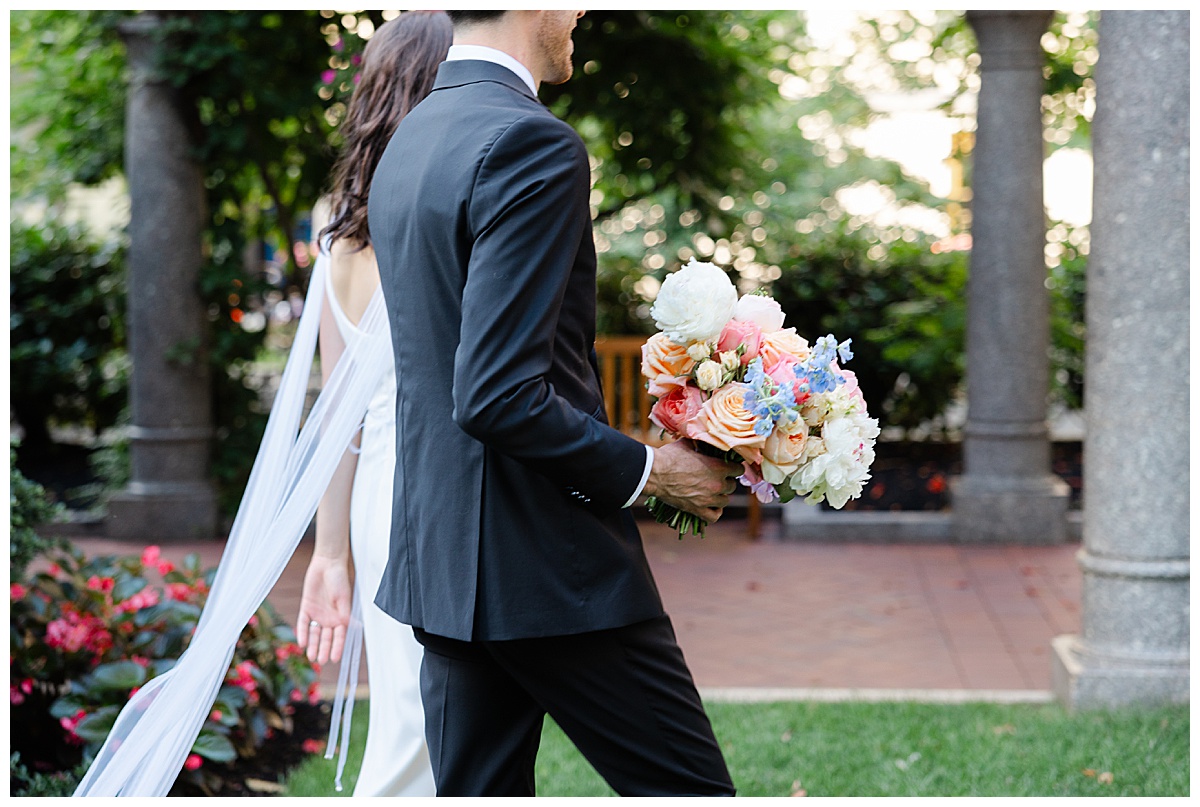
left=413, top=615, right=735, bottom=797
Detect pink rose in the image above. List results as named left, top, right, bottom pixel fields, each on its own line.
left=685, top=383, right=765, bottom=464
left=716, top=320, right=762, bottom=365
left=766, top=357, right=805, bottom=402
left=649, top=384, right=706, bottom=438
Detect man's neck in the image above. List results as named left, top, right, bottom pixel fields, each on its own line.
left=454, top=25, right=542, bottom=87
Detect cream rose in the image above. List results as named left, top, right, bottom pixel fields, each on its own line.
left=759, top=327, right=811, bottom=368
left=685, top=382, right=765, bottom=464
left=641, top=332, right=696, bottom=397
left=760, top=417, right=810, bottom=485
left=650, top=258, right=737, bottom=345
left=695, top=360, right=723, bottom=391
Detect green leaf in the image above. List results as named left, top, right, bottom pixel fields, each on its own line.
left=192, top=730, right=237, bottom=763
left=73, top=706, right=120, bottom=744
left=111, top=575, right=146, bottom=601
left=89, top=660, right=147, bottom=692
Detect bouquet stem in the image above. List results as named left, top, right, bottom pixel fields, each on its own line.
left=644, top=444, right=743, bottom=540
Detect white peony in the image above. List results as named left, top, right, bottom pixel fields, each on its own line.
left=695, top=360, right=723, bottom=391
left=788, top=416, right=877, bottom=508
left=651, top=258, right=737, bottom=345
left=733, top=293, right=786, bottom=333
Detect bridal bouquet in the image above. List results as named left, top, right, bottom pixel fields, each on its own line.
left=642, top=258, right=879, bottom=538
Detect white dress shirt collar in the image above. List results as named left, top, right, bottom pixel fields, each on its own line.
left=445, top=44, right=538, bottom=95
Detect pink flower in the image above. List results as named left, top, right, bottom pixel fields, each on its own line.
left=716, top=319, right=763, bottom=365
left=131, top=656, right=149, bottom=667
left=184, top=753, right=203, bottom=771
left=60, top=708, right=88, bottom=743
left=276, top=642, right=301, bottom=662
left=738, top=463, right=780, bottom=504
left=10, top=686, right=24, bottom=705
left=167, top=583, right=191, bottom=602
left=302, top=738, right=325, bottom=754
left=289, top=688, right=304, bottom=703
left=352, top=72, right=361, bottom=84
left=20, top=679, right=33, bottom=694
left=86, top=575, right=115, bottom=593
left=47, top=563, right=61, bottom=577
left=766, top=357, right=806, bottom=403
left=248, top=615, right=258, bottom=627
left=321, top=69, right=337, bottom=85
left=10, top=583, right=26, bottom=600
left=141, top=546, right=161, bottom=567
left=351, top=53, right=361, bottom=65
left=308, top=682, right=321, bottom=705
left=156, top=560, right=175, bottom=575
left=46, top=611, right=110, bottom=654
left=210, top=709, right=222, bottom=721
left=649, top=384, right=706, bottom=439
left=228, top=660, right=258, bottom=694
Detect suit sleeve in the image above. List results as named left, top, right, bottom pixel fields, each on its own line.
left=452, top=114, right=647, bottom=510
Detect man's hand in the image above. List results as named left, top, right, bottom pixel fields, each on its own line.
left=296, top=555, right=352, bottom=665
left=640, top=440, right=743, bottom=524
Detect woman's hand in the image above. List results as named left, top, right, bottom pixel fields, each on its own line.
left=296, top=555, right=353, bottom=665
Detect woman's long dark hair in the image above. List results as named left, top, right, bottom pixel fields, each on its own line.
left=320, top=11, right=452, bottom=248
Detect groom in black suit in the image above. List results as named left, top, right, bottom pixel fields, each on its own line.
left=369, top=10, right=739, bottom=796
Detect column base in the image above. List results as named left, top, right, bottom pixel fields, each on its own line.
left=107, top=481, right=219, bottom=542
left=951, top=474, right=1070, bottom=544
left=1052, top=634, right=1190, bottom=710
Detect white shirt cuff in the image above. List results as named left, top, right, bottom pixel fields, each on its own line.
left=622, top=445, right=655, bottom=508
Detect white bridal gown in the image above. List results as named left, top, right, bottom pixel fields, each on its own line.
left=325, top=267, right=436, bottom=797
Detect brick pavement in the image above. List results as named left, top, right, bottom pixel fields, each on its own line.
left=62, top=517, right=1082, bottom=696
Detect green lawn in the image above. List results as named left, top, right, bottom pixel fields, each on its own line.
left=284, top=700, right=1189, bottom=797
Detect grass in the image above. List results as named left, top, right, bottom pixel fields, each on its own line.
left=283, top=700, right=1189, bottom=797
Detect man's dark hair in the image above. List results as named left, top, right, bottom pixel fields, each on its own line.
left=447, top=11, right=506, bottom=27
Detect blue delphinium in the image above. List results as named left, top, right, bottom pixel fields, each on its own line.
left=742, top=358, right=798, bottom=436
left=799, top=334, right=852, bottom=394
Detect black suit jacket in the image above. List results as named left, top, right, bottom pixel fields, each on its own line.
left=368, top=60, right=664, bottom=641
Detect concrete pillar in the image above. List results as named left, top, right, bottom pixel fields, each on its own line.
left=1052, top=11, right=1190, bottom=709
left=952, top=11, right=1070, bottom=544
left=107, top=12, right=218, bottom=541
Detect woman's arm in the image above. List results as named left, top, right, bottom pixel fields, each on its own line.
left=295, top=298, right=361, bottom=665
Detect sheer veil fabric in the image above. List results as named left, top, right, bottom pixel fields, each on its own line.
left=74, top=250, right=383, bottom=796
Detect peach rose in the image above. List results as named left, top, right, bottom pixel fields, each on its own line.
left=760, top=416, right=810, bottom=485
left=649, top=384, right=706, bottom=438
left=759, top=327, right=810, bottom=368
left=642, top=332, right=697, bottom=396
left=686, top=383, right=765, bottom=464
left=716, top=319, right=762, bottom=365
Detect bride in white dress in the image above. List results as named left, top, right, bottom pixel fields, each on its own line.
left=295, top=11, right=451, bottom=797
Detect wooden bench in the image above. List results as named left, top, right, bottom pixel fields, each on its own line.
left=594, top=335, right=761, bottom=538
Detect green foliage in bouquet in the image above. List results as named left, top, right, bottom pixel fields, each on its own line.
left=9, top=219, right=128, bottom=450
left=9, top=545, right=319, bottom=796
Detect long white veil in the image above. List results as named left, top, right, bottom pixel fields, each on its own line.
left=74, top=250, right=384, bottom=796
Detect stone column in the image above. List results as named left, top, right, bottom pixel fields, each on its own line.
left=1052, top=11, right=1190, bottom=709
left=952, top=11, right=1069, bottom=544
left=107, top=12, right=218, bottom=541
